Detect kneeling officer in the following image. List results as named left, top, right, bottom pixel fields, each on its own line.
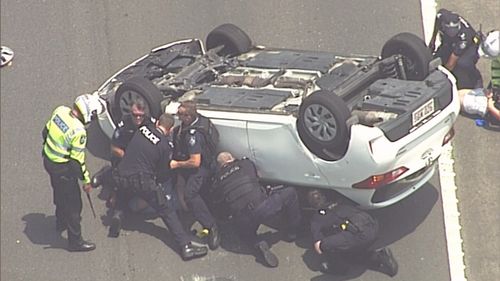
left=308, top=190, right=398, bottom=277
left=113, top=113, right=208, bottom=260
left=209, top=152, right=303, bottom=268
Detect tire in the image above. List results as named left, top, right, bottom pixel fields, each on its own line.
left=297, top=90, right=351, bottom=161
left=114, top=76, right=163, bottom=121
left=206, top=23, right=252, bottom=57
left=381, top=32, right=432, bottom=81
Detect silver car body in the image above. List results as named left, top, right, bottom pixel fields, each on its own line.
left=95, top=38, right=460, bottom=209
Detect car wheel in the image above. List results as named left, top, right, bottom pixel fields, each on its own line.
left=114, top=76, right=163, bottom=121
left=206, top=23, right=252, bottom=57
left=297, top=90, right=351, bottom=161
left=381, top=32, right=432, bottom=81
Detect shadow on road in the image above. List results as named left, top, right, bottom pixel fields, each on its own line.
left=21, top=213, right=68, bottom=251
left=458, top=112, right=500, bottom=132
left=370, top=183, right=439, bottom=248
left=100, top=210, right=182, bottom=255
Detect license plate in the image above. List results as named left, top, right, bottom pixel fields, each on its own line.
left=412, top=99, right=435, bottom=126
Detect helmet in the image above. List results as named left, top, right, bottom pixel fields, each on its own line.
left=438, top=9, right=461, bottom=38
left=479, top=30, right=500, bottom=58
left=74, top=94, right=105, bottom=124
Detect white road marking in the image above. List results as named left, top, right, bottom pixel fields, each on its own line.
left=420, top=1, right=467, bottom=280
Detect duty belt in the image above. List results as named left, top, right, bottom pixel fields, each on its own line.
left=339, top=219, right=360, bottom=233
left=114, top=172, right=156, bottom=193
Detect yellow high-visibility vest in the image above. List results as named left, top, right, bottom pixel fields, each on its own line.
left=43, top=106, right=90, bottom=184
left=492, top=57, right=500, bottom=89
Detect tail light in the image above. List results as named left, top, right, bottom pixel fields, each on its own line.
left=353, top=167, right=409, bottom=189
left=442, top=126, right=455, bottom=145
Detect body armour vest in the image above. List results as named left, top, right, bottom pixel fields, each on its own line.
left=211, top=158, right=267, bottom=214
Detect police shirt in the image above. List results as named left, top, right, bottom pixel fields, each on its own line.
left=310, top=204, right=377, bottom=243
left=210, top=158, right=266, bottom=214
left=43, top=105, right=91, bottom=184
left=437, top=10, right=479, bottom=56
left=111, top=116, right=155, bottom=165
left=117, top=123, right=173, bottom=180
left=173, top=118, right=209, bottom=168
left=112, top=116, right=155, bottom=150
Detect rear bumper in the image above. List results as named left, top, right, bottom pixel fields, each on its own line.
left=371, top=162, right=436, bottom=204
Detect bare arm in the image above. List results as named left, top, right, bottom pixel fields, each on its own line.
left=445, top=53, right=459, bottom=71
left=170, top=153, right=201, bottom=169
left=314, top=240, right=323, bottom=254
left=110, top=144, right=125, bottom=159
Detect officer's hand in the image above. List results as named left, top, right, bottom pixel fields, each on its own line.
left=170, top=160, right=178, bottom=169
left=82, top=183, right=92, bottom=193
left=314, top=240, right=322, bottom=254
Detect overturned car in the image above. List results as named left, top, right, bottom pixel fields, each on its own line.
left=94, top=24, right=459, bottom=209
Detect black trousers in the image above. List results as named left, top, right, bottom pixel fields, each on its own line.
left=43, top=157, right=84, bottom=245
left=233, top=186, right=302, bottom=246
left=180, top=167, right=216, bottom=229
left=435, top=43, right=482, bottom=89
left=115, top=174, right=191, bottom=247
left=320, top=221, right=378, bottom=273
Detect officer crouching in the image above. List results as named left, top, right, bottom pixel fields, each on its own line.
left=308, top=189, right=398, bottom=277
left=209, top=152, right=303, bottom=268
left=113, top=113, right=208, bottom=260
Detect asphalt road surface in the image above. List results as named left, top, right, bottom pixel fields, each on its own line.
left=1, top=1, right=497, bottom=281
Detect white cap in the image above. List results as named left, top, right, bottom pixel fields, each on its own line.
left=479, top=30, right=500, bottom=58
left=74, top=94, right=105, bottom=124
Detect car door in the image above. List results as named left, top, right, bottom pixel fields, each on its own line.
left=246, top=116, right=330, bottom=187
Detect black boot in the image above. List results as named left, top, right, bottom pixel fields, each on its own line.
left=108, top=210, right=123, bottom=238
left=370, top=248, right=398, bottom=277
left=207, top=224, right=220, bottom=250
left=181, top=243, right=208, bottom=260
left=68, top=240, right=96, bottom=252
left=255, top=241, right=279, bottom=268
left=91, top=165, right=112, bottom=188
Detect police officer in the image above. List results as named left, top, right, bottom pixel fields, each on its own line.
left=308, top=189, right=398, bottom=277
left=42, top=94, right=103, bottom=252
left=170, top=100, right=220, bottom=251
left=92, top=98, right=156, bottom=237
left=113, top=113, right=208, bottom=260
left=428, top=8, right=482, bottom=89
left=209, top=152, right=303, bottom=268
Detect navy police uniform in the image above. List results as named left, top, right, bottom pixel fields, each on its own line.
left=311, top=204, right=397, bottom=276
left=433, top=8, right=482, bottom=88
left=114, top=123, right=190, bottom=248
left=210, top=158, right=302, bottom=245
left=111, top=116, right=155, bottom=166
left=173, top=117, right=216, bottom=230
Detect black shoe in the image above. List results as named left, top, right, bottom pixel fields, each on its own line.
left=372, top=248, right=398, bottom=277
left=207, top=225, right=220, bottom=250
left=108, top=213, right=122, bottom=238
left=91, top=165, right=111, bottom=188
left=56, top=221, right=67, bottom=232
left=255, top=241, right=279, bottom=268
left=181, top=243, right=208, bottom=260
left=68, top=240, right=96, bottom=252
left=90, top=175, right=102, bottom=189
